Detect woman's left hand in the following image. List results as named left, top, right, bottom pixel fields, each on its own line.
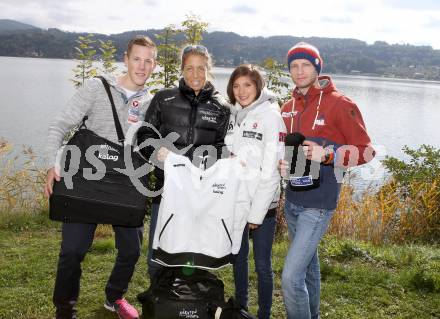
left=249, top=223, right=259, bottom=230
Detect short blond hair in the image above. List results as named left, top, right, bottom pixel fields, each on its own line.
left=126, top=36, right=157, bottom=59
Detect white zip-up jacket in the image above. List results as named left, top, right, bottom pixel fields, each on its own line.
left=152, top=152, right=250, bottom=270
left=225, top=88, right=286, bottom=225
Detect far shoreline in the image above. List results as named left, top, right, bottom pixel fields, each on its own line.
left=1, top=55, right=440, bottom=84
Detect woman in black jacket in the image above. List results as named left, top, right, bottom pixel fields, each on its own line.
left=137, top=44, right=230, bottom=279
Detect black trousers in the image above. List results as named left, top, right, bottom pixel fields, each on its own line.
left=53, top=222, right=143, bottom=315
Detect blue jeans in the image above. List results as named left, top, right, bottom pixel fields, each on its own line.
left=281, top=200, right=334, bottom=319
left=147, top=203, right=162, bottom=279
left=233, top=212, right=276, bottom=319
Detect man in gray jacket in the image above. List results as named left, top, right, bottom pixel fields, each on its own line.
left=44, top=36, right=157, bottom=319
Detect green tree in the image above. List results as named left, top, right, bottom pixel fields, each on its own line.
left=149, top=14, right=209, bottom=94
left=71, top=34, right=97, bottom=88
left=181, top=13, right=208, bottom=45
left=381, top=145, right=440, bottom=243
left=150, top=25, right=181, bottom=94
left=260, top=57, right=293, bottom=239
left=98, top=39, right=117, bottom=75
left=261, top=57, right=292, bottom=105
left=382, top=144, right=440, bottom=188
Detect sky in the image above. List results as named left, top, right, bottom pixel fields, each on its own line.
left=2, top=0, right=440, bottom=49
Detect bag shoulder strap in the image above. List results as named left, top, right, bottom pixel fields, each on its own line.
left=96, top=76, right=125, bottom=144
left=79, top=115, right=88, bottom=129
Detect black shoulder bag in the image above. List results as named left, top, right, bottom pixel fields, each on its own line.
left=49, top=77, right=149, bottom=227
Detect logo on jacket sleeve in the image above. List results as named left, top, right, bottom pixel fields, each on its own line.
left=349, top=108, right=357, bottom=117
left=282, top=111, right=298, bottom=118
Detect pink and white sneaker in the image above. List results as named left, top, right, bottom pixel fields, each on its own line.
left=104, top=299, right=139, bottom=319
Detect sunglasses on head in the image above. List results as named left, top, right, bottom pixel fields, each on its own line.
left=183, top=44, right=208, bottom=54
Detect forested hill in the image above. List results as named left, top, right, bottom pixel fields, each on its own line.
left=0, top=19, right=39, bottom=32
left=1, top=19, right=439, bottom=80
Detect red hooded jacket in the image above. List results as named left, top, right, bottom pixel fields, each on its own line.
left=281, top=75, right=374, bottom=209
left=281, top=75, right=374, bottom=166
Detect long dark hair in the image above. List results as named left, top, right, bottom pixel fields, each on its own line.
left=227, top=64, right=265, bottom=105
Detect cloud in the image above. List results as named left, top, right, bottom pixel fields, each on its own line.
left=1, top=0, right=440, bottom=49
left=276, top=15, right=290, bottom=24
left=383, top=0, right=440, bottom=10
left=374, top=25, right=400, bottom=33
left=343, top=3, right=367, bottom=13
left=2, top=0, right=66, bottom=6
left=425, top=17, right=440, bottom=28
left=0, top=0, right=86, bottom=29
left=321, top=16, right=352, bottom=24
left=229, top=5, right=257, bottom=14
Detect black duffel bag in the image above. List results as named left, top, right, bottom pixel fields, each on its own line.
left=49, top=77, right=149, bottom=227
left=138, top=267, right=225, bottom=319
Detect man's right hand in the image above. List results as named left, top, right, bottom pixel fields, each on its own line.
left=44, top=167, right=60, bottom=198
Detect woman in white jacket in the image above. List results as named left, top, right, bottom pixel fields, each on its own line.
left=226, top=65, right=286, bottom=319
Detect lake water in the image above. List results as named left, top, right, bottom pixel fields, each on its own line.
left=1, top=56, right=440, bottom=189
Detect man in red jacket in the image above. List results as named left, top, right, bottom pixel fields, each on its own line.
left=280, top=42, right=375, bottom=319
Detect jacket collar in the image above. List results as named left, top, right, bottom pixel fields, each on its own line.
left=179, top=78, right=215, bottom=105
left=233, top=87, right=276, bottom=125
left=101, top=74, right=150, bottom=96
left=292, top=75, right=335, bottom=100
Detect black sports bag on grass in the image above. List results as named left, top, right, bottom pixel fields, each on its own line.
left=138, top=267, right=257, bottom=319
left=49, top=77, right=149, bottom=227
left=138, top=267, right=225, bottom=319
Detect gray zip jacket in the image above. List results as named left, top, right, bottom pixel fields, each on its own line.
left=46, top=74, right=152, bottom=167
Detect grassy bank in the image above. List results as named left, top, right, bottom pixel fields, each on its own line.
left=0, top=211, right=439, bottom=319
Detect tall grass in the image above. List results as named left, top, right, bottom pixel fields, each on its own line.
left=329, top=179, right=440, bottom=245
left=2, top=139, right=439, bottom=245
left=0, top=138, right=46, bottom=213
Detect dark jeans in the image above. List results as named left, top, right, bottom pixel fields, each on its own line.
left=53, top=222, right=143, bottom=317
left=233, top=212, right=277, bottom=319
left=147, top=203, right=162, bottom=280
